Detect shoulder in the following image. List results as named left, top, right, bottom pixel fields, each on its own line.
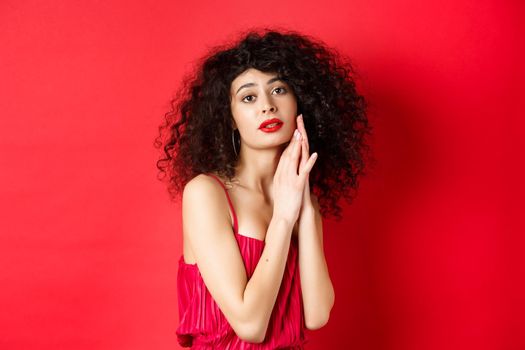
left=183, top=173, right=223, bottom=198
left=182, top=173, right=230, bottom=216
left=182, top=173, right=233, bottom=242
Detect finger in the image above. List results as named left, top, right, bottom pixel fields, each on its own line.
left=283, top=129, right=298, bottom=156
left=282, top=129, right=297, bottom=165
left=296, top=115, right=305, bottom=137
left=288, top=129, right=302, bottom=173
left=277, top=136, right=295, bottom=177
left=299, top=134, right=308, bottom=170
left=297, top=114, right=310, bottom=153
left=291, top=129, right=302, bottom=160
left=299, top=152, right=318, bottom=175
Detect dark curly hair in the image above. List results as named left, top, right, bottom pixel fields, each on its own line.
left=154, top=27, right=373, bottom=220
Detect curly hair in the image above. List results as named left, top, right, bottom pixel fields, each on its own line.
left=154, top=27, right=373, bottom=220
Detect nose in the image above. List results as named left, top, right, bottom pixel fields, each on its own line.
left=261, top=98, right=276, bottom=114
left=263, top=105, right=276, bottom=114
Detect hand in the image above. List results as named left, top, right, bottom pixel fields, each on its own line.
left=272, top=124, right=318, bottom=225
left=296, top=114, right=317, bottom=213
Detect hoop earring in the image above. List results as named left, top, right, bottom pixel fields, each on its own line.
left=232, top=129, right=239, bottom=157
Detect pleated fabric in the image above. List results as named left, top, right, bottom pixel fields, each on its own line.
left=176, top=174, right=308, bottom=349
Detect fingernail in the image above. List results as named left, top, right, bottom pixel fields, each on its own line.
left=294, top=129, right=301, bottom=139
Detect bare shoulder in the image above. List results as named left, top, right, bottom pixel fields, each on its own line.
left=183, top=173, right=224, bottom=197
left=182, top=173, right=231, bottom=241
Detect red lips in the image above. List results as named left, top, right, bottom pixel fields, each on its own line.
left=259, top=118, right=283, bottom=129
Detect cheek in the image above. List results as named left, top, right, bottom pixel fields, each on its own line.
left=230, top=106, right=245, bottom=125
left=287, top=99, right=298, bottom=112
left=232, top=106, right=257, bottom=126
left=233, top=116, right=254, bottom=135
left=231, top=102, right=251, bottom=117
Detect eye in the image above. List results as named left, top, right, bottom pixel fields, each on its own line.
left=273, top=87, right=287, bottom=94
left=241, top=87, right=287, bottom=103
left=241, top=95, right=255, bottom=103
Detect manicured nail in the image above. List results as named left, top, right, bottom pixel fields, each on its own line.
left=294, top=129, right=301, bottom=139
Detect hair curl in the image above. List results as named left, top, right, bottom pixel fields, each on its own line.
left=154, top=27, right=373, bottom=220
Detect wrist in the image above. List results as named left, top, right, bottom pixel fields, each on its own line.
left=272, top=215, right=297, bottom=231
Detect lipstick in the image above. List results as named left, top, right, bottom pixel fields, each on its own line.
left=259, top=118, right=283, bottom=132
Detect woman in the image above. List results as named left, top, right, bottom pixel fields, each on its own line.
left=155, top=28, right=372, bottom=349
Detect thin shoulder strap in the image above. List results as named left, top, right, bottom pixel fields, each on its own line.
left=206, top=173, right=239, bottom=234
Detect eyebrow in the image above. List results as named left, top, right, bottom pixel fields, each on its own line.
left=235, top=77, right=284, bottom=95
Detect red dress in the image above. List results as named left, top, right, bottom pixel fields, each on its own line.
left=176, top=173, right=308, bottom=349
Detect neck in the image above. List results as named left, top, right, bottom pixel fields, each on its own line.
left=234, top=142, right=287, bottom=197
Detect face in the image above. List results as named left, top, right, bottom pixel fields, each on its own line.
left=230, top=68, right=297, bottom=150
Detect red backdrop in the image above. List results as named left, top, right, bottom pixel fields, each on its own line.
left=1, top=1, right=523, bottom=349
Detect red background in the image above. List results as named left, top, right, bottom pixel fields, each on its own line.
left=1, top=1, right=523, bottom=349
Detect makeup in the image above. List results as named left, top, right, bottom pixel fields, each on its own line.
left=259, top=118, right=283, bottom=133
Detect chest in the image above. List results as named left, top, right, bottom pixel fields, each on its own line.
left=229, top=188, right=298, bottom=241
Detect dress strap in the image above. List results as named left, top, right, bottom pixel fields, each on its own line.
left=206, top=173, right=239, bottom=234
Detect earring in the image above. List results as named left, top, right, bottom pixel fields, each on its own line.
left=232, top=129, right=239, bottom=157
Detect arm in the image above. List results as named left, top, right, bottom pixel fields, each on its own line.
left=297, top=194, right=335, bottom=330
left=183, top=175, right=294, bottom=343
left=294, top=114, right=335, bottom=329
